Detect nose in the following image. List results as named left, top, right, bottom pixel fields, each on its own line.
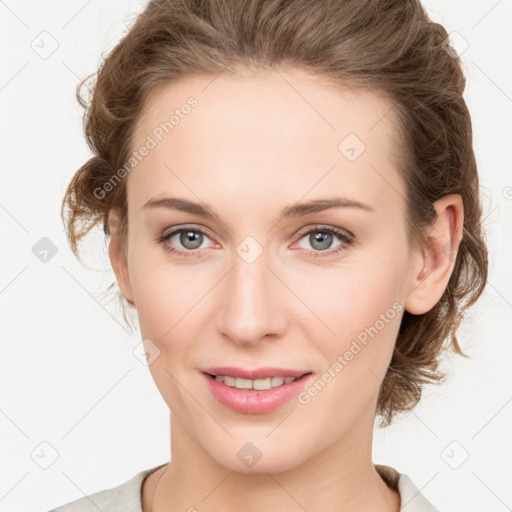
left=216, top=250, right=286, bottom=347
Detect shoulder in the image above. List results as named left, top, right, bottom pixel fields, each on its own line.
left=375, top=464, right=442, bottom=512
left=46, top=464, right=166, bottom=512
left=397, top=472, right=441, bottom=512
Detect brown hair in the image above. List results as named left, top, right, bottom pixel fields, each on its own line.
left=62, top=0, right=488, bottom=427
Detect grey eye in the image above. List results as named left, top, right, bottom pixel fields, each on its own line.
left=173, top=229, right=204, bottom=250
left=297, top=229, right=344, bottom=251
left=310, top=231, right=333, bottom=250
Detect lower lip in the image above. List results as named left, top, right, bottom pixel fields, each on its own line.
left=202, top=372, right=313, bottom=414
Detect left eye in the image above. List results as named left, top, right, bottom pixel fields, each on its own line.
left=295, top=227, right=353, bottom=255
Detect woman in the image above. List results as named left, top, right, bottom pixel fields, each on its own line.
left=50, top=0, right=488, bottom=510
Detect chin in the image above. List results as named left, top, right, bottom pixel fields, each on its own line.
left=203, top=435, right=312, bottom=474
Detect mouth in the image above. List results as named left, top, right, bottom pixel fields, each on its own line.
left=200, top=367, right=314, bottom=414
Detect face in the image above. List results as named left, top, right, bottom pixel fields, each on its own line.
left=112, top=68, right=422, bottom=473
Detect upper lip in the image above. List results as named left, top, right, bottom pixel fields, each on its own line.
left=201, top=366, right=312, bottom=380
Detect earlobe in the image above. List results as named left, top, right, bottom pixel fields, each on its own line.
left=404, top=194, right=464, bottom=315
left=107, top=209, right=135, bottom=307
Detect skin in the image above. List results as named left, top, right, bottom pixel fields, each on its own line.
left=108, top=67, right=463, bottom=511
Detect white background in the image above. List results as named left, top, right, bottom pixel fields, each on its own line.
left=1, top=1, right=511, bottom=511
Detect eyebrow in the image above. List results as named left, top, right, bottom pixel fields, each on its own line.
left=143, top=196, right=374, bottom=219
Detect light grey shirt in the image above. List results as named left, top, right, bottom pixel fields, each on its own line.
left=47, top=463, right=441, bottom=511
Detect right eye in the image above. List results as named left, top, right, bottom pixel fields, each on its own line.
left=157, top=225, right=216, bottom=257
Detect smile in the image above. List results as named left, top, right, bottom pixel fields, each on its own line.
left=200, top=367, right=313, bottom=414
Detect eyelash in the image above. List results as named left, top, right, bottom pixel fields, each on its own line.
left=157, top=224, right=354, bottom=259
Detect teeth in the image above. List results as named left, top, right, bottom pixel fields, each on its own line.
left=236, top=377, right=253, bottom=389
left=213, top=374, right=300, bottom=390
left=271, top=376, right=284, bottom=387
left=223, top=375, right=236, bottom=386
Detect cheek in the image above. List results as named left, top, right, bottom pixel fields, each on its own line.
left=295, top=254, right=405, bottom=334
left=128, top=255, right=209, bottom=409
left=127, top=250, right=202, bottom=338
left=292, top=250, right=407, bottom=381
left=294, top=260, right=406, bottom=431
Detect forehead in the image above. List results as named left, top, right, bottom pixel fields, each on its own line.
left=127, top=69, right=406, bottom=214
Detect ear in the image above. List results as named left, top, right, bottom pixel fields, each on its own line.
left=108, top=208, right=135, bottom=307
left=404, top=194, right=464, bottom=315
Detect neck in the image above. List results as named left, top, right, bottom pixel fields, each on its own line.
left=146, top=410, right=400, bottom=512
